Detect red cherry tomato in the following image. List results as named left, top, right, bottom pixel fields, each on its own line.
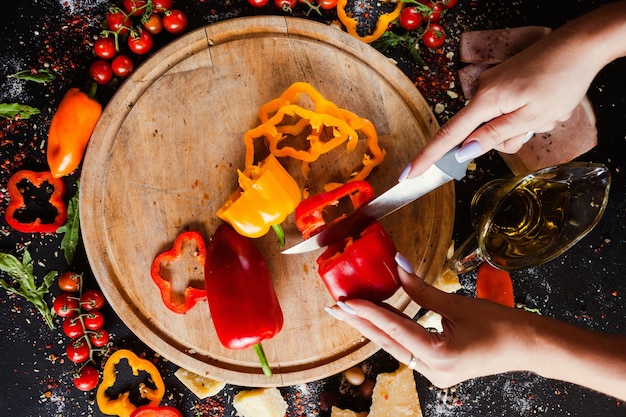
left=442, top=0, right=457, bottom=8
left=111, top=54, right=134, bottom=77
left=63, top=314, right=85, bottom=339
left=123, top=0, right=147, bottom=16
left=274, top=0, right=297, bottom=11
left=318, top=0, right=338, bottom=9
left=127, top=30, right=153, bottom=55
left=248, top=0, right=269, bottom=7
left=162, top=10, right=188, bottom=34
left=73, top=365, right=99, bottom=391
left=152, top=0, right=173, bottom=12
left=424, top=2, right=443, bottom=23
left=89, top=328, right=110, bottom=347
left=80, top=289, right=106, bottom=311
left=53, top=293, right=79, bottom=317
left=89, top=60, right=113, bottom=85
left=422, top=23, right=446, bottom=48
left=83, top=311, right=105, bottom=331
left=106, top=10, right=131, bottom=35
left=143, top=13, right=163, bottom=34
left=58, top=271, right=82, bottom=293
left=66, top=338, right=91, bottom=363
left=93, top=37, right=117, bottom=60
left=399, top=7, right=422, bottom=31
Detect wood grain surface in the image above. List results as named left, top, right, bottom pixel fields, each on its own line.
left=80, top=16, right=454, bottom=387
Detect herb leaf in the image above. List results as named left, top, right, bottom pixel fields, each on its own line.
left=57, top=183, right=81, bottom=264
left=0, top=249, right=57, bottom=329
left=0, top=103, right=41, bottom=120
left=10, top=69, right=56, bottom=83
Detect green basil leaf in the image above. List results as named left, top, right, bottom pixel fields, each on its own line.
left=0, top=103, right=41, bottom=120
left=57, top=184, right=80, bottom=264
left=11, top=69, right=56, bottom=83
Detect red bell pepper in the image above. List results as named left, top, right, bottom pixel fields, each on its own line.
left=205, top=223, right=283, bottom=378
left=150, top=231, right=207, bottom=314
left=130, top=405, right=183, bottom=417
left=476, top=263, right=515, bottom=307
left=295, top=180, right=374, bottom=239
left=316, top=220, right=400, bottom=302
left=5, top=170, right=67, bottom=233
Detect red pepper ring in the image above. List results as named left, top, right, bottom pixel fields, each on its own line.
left=295, top=180, right=375, bottom=240
left=316, top=221, right=400, bottom=303
left=130, top=405, right=183, bottom=417
left=4, top=170, right=67, bottom=233
left=150, top=231, right=208, bottom=314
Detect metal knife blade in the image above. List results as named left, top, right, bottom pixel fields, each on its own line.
left=282, top=145, right=470, bottom=254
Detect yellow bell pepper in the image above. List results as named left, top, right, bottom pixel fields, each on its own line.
left=336, top=0, right=403, bottom=44
left=217, top=154, right=301, bottom=239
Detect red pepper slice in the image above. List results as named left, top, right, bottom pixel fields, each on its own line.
left=130, top=405, right=183, bottom=417
left=476, top=263, right=515, bottom=307
left=150, top=231, right=207, bottom=314
left=4, top=170, right=67, bottom=233
left=316, top=221, right=400, bottom=302
left=205, top=223, right=283, bottom=378
left=295, top=180, right=375, bottom=240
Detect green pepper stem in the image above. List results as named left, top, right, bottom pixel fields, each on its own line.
left=271, top=224, right=285, bottom=248
left=253, top=343, right=273, bottom=378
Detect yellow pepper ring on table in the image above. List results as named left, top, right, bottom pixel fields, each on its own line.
left=336, top=0, right=404, bottom=44
left=217, top=154, right=301, bottom=239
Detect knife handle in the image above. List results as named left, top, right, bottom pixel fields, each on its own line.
left=434, top=145, right=471, bottom=180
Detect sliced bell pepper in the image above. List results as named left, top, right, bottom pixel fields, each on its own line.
left=317, top=220, right=400, bottom=302
left=336, top=0, right=403, bottom=44
left=5, top=169, right=67, bottom=233
left=296, top=180, right=374, bottom=239
left=476, top=263, right=515, bottom=307
left=150, top=231, right=207, bottom=314
left=205, top=223, right=283, bottom=378
left=47, top=86, right=102, bottom=178
left=130, top=405, right=183, bottom=417
left=96, top=349, right=165, bottom=417
left=217, top=154, right=301, bottom=239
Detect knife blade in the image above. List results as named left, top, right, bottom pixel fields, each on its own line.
left=282, top=145, right=470, bottom=254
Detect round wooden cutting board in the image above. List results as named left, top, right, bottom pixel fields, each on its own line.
left=80, top=16, right=455, bottom=387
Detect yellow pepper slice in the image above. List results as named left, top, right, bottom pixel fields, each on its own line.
left=217, top=154, right=301, bottom=238
left=336, top=0, right=403, bottom=44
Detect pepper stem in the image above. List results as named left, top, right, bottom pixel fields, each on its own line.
left=271, top=224, right=285, bottom=248
left=253, top=343, right=273, bottom=378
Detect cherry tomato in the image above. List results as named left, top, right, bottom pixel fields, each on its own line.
left=58, top=271, right=82, bottom=293
left=274, top=0, right=297, bottom=12
left=318, top=0, right=337, bottom=9
left=106, top=10, right=131, bottom=35
left=93, top=37, right=117, bottom=60
left=111, top=55, right=134, bottom=78
left=83, top=311, right=105, bottom=331
left=152, top=0, right=173, bottom=12
left=162, top=10, right=188, bottom=34
left=80, top=289, right=106, bottom=311
left=399, top=7, right=422, bottom=31
left=123, top=0, right=147, bottom=16
left=442, top=0, right=457, bottom=8
left=67, top=338, right=91, bottom=363
left=63, top=314, right=85, bottom=339
left=422, top=23, right=446, bottom=48
left=127, top=30, right=153, bottom=55
left=143, top=13, right=163, bottom=34
left=73, top=365, right=99, bottom=391
left=248, top=0, right=269, bottom=7
left=89, top=60, right=113, bottom=85
left=424, top=2, right=443, bottom=23
left=89, top=328, right=110, bottom=348
left=53, top=292, right=79, bottom=317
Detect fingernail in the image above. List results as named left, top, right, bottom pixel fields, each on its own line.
left=325, top=306, right=344, bottom=321
left=337, top=301, right=356, bottom=315
left=395, top=252, right=414, bottom=274
left=398, top=163, right=412, bottom=182
left=523, top=130, right=535, bottom=143
left=455, top=140, right=482, bottom=163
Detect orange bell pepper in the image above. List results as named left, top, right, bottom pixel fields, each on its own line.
left=47, top=87, right=102, bottom=178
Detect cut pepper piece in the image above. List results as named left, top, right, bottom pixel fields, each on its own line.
left=5, top=170, right=67, bottom=233
left=337, top=0, right=403, bottom=44
left=130, top=405, right=183, bottom=417
left=296, top=180, right=375, bottom=239
left=316, top=220, right=400, bottom=302
left=217, top=154, right=301, bottom=239
left=476, top=263, right=515, bottom=307
left=150, top=231, right=207, bottom=314
left=96, top=349, right=165, bottom=417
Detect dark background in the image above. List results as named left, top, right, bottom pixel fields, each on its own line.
left=1, top=0, right=625, bottom=416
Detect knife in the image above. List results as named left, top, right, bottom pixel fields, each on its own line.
left=282, top=145, right=471, bottom=254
